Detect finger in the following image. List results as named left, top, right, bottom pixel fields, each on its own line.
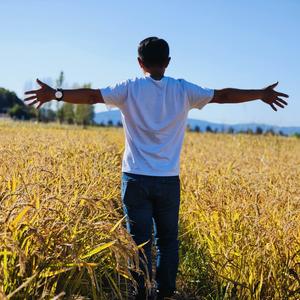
left=276, top=97, right=288, bottom=106
left=36, top=78, right=46, bottom=87
left=24, top=96, right=36, bottom=101
left=24, top=89, right=39, bottom=95
left=36, top=102, right=43, bottom=109
left=28, top=100, right=39, bottom=106
left=270, top=103, right=277, bottom=111
left=276, top=92, right=289, bottom=98
left=274, top=100, right=285, bottom=109
left=268, top=81, right=278, bottom=89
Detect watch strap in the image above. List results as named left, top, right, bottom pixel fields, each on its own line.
left=55, top=88, right=64, bottom=101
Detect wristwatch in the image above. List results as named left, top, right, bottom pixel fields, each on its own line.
left=55, top=88, right=64, bottom=101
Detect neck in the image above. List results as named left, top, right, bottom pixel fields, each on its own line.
left=149, top=73, right=164, bottom=80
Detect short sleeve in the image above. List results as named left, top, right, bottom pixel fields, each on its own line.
left=100, top=80, right=129, bottom=109
left=181, top=79, right=214, bottom=110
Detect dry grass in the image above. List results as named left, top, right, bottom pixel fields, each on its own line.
left=179, top=133, right=300, bottom=299
left=0, top=120, right=299, bottom=299
left=0, top=121, right=141, bottom=299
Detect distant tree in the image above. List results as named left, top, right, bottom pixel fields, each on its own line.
left=73, top=83, right=94, bottom=127
left=8, top=104, right=36, bottom=120
left=246, top=129, right=254, bottom=135
left=194, top=125, right=200, bottom=133
left=56, top=71, right=64, bottom=88
left=117, top=121, right=123, bottom=127
left=55, top=71, right=65, bottom=119
left=56, top=107, right=64, bottom=124
left=293, top=133, right=300, bottom=138
left=237, top=130, right=246, bottom=134
left=0, top=88, right=24, bottom=113
left=227, top=127, right=234, bottom=134
left=278, top=130, right=286, bottom=137
left=107, top=120, right=113, bottom=127
left=255, top=127, right=263, bottom=135
left=37, top=107, right=56, bottom=122
left=74, top=105, right=94, bottom=127
left=206, top=126, right=213, bottom=133
left=62, top=103, right=75, bottom=124
left=265, top=128, right=275, bottom=136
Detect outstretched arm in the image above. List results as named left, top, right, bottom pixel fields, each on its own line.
left=210, top=82, right=289, bottom=111
left=24, top=79, right=104, bottom=109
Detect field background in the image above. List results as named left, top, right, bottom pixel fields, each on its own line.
left=0, top=120, right=299, bottom=300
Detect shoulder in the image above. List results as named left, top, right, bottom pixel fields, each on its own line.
left=175, top=78, right=213, bottom=94
left=161, top=76, right=186, bottom=88
left=124, top=76, right=149, bottom=88
left=111, top=76, right=143, bottom=85
left=164, top=76, right=191, bottom=87
left=176, top=77, right=193, bottom=87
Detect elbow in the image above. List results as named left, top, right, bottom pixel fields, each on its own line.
left=211, top=89, right=229, bottom=104
left=89, top=95, right=98, bottom=104
left=89, top=89, right=103, bottom=104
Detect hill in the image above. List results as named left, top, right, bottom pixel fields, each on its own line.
left=94, top=110, right=300, bottom=135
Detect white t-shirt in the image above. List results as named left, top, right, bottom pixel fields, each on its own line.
left=100, top=75, right=214, bottom=176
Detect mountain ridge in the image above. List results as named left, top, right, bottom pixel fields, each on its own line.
left=94, top=110, right=300, bottom=135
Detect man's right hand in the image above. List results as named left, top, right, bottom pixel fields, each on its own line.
left=261, top=82, right=289, bottom=111
left=210, top=82, right=289, bottom=111
left=24, top=79, right=55, bottom=109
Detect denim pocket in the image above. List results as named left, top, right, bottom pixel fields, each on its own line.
left=121, top=178, right=149, bottom=209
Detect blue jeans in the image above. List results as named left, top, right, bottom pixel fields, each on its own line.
left=121, top=172, right=180, bottom=295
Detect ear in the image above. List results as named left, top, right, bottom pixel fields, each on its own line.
left=137, top=57, right=144, bottom=68
left=138, top=57, right=149, bottom=74
left=165, top=57, right=171, bottom=68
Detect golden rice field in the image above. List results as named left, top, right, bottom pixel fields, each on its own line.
left=0, top=120, right=299, bottom=300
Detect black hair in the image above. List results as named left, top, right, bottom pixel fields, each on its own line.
left=138, top=37, right=169, bottom=67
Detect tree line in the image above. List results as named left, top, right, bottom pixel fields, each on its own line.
left=187, top=124, right=288, bottom=136
left=0, top=72, right=94, bottom=126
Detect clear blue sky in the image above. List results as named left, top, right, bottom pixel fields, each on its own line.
left=1, top=0, right=299, bottom=126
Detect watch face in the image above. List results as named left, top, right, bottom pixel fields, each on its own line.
left=55, top=91, right=63, bottom=99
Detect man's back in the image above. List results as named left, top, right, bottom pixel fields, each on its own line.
left=100, top=75, right=214, bottom=176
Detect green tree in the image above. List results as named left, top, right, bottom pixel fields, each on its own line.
left=75, top=105, right=94, bottom=127
left=255, top=127, right=263, bottom=135
left=265, top=128, right=275, bottom=136
left=56, top=107, right=64, bottom=124
left=0, top=88, right=24, bottom=113
left=56, top=71, right=64, bottom=88
left=37, top=107, right=56, bottom=122
left=227, top=127, right=234, bottom=134
left=194, top=125, right=200, bottom=133
left=62, top=103, right=75, bottom=124
left=293, top=132, right=300, bottom=138
left=55, top=71, right=65, bottom=121
left=74, top=83, right=94, bottom=127
left=8, top=104, right=36, bottom=120
left=56, top=80, right=94, bottom=126
left=206, top=126, right=213, bottom=133
left=57, top=103, right=75, bottom=124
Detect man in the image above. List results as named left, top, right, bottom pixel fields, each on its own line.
left=24, top=37, right=288, bottom=299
